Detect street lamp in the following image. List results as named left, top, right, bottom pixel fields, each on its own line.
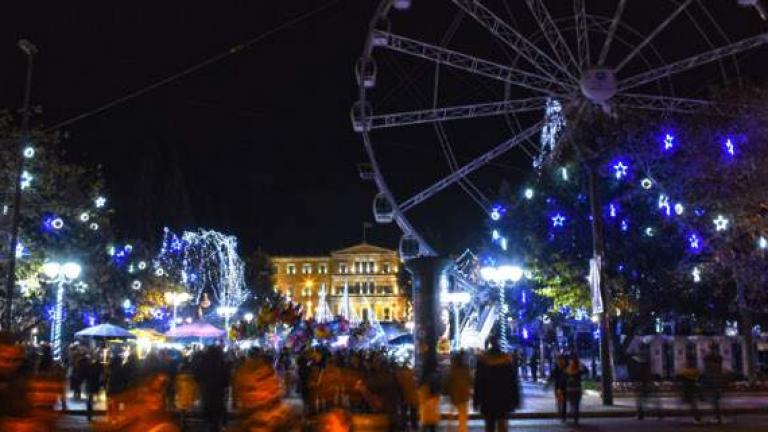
left=480, top=264, right=524, bottom=351
left=217, top=306, right=237, bottom=330
left=164, top=291, right=190, bottom=330
left=41, top=261, right=81, bottom=361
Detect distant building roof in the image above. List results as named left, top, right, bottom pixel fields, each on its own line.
left=331, top=242, right=397, bottom=256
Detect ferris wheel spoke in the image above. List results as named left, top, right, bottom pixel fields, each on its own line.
left=574, top=0, right=590, bottom=69
left=376, top=31, right=570, bottom=96
left=613, top=93, right=724, bottom=114
left=597, top=0, right=626, bottom=66
left=526, top=0, right=580, bottom=77
left=451, top=0, right=576, bottom=83
left=398, top=122, right=543, bottom=213
left=617, top=32, right=768, bottom=92
left=615, top=0, right=694, bottom=73
left=367, top=97, right=549, bottom=129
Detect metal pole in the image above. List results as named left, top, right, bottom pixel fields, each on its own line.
left=172, top=301, right=178, bottom=330
left=3, top=40, right=37, bottom=331
left=587, top=162, right=614, bottom=405
left=51, top=280, right=65, bottom=361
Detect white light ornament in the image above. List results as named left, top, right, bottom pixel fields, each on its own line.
left=674, top=203, right=685, bottom=216
left=759, top=236, right=767, bottom=250
left=658, top=194, right=671, bottom=216
left=89, top=223, right=99, bottom=231
left=131, top=280, right=142, bottom=290
left=79, top=212, right=90, bottom=222
left=94, top=196, right=107, bottom=208
left=692, top=266, right=702, bottom=283
left=51, top=218, right=64, bottom=230
left=524, top=188, right=534, bottom=200
left=713, top=215, right=730, bottom=232
left=641, top=178, right=653, bottom=190
left=21, top=171, right=33, bottom=190
left=23, top=146, right=35, bottom=159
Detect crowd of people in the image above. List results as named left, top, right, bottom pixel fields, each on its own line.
left=0, top=331, right=733, bottom=431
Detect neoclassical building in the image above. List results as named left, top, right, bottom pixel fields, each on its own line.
left=271, top=243, right=409, bottom=322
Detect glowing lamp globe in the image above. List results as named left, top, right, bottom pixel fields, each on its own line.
left=62, top=263, right=82, bottom=280
left=479, top=266, right=498, bottom=283
left=497, top=265, right=524, bottom=282
left=41, top=262, right=61, bottom=279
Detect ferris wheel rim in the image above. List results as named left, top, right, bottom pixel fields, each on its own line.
left=356, top=0, right=766, bottom=258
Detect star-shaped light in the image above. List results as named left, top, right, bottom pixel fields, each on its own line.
left=94, top=196, right=107, bottom=208
left=689, top=234, right=700, bottom=250
left=551, top=213, right=566, bottom=227
left=613, top=161, right=629, bottom=180
left=692, top=267, right=701, bottom=283
left=609, top=204, right=617, bottom=218
left=724, top=138, right=735, bottom=156
left=621, top=219, right=629, bottom=232
left=664, top=134, right=675, bottom=150
left=713, top=215, right=729, bottom=231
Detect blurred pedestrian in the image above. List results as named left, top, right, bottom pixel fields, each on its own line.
left=194, top=345, right=231, bottom=432
left=446, top=352, right=472, bottom=432
left=634, top=351, right=662, bottom=420
left=84, top=356, right=103, bottom=422
left=545, top=354, right=567, bottom=422
left=395, top=361, right=418, bottom=430
left=564, top=353, right=586, bottom=425
left=473, top=339, right=519, bottom=432
left=703, top=345, right=724, bottom=424
left=678, top=357, right=702, bottom=423
left=417, top=372, right=440, bottom=432
left=529, top=352, right=539, bottom=382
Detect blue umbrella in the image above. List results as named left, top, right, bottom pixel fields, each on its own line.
left=388, top=333, right=413, bottom=346
left=75, top=323, right=135, bottom=339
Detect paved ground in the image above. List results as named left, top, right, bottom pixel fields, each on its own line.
left=58, top=381, right=768, bottom=417
left=54, top=414, right=768, bottom=431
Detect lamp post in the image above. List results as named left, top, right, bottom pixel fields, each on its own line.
left=164, top=291, right=191, bottom=330
left=480, top=265, right=524, bottom=351
left=41, top=261, right=81, bottom=361
left=3, top=39, right=38, bottom=331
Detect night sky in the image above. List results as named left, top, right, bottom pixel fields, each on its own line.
left=1, top=1, right=766, bottom=256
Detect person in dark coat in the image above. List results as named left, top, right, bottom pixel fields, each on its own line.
left=473, top=339, right=519, bottom=432
left=703, top=345, right=724, bottom=424
left=84, top=356, right=103, bottom=422
left=194, top=345, right=231, bottom=432
left=565, top=353, right=586, bottom=425
left=546, top=354, right=568, bottom=422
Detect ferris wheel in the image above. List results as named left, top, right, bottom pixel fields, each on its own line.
left=352, top=0, right=768, bottom=259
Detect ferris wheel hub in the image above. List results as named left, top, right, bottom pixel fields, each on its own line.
left=579, top=68, right=617, bottom=105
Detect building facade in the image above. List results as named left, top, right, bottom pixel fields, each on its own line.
left=271, top=243, right=408, bottom=322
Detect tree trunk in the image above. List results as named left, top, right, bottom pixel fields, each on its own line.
left=737, top=280, right=755, bottom=382
left=586, top=162, right=614, bottom=405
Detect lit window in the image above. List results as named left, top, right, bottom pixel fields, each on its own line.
left=383, top=263, right=391, bottom=274
left=318, top=264, right=327, bottom=274
left=339, top=263, right=348, bottom=274
left=287, top=264, right=296, bottom=275
left=302, top=264, right=312, bottom=274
